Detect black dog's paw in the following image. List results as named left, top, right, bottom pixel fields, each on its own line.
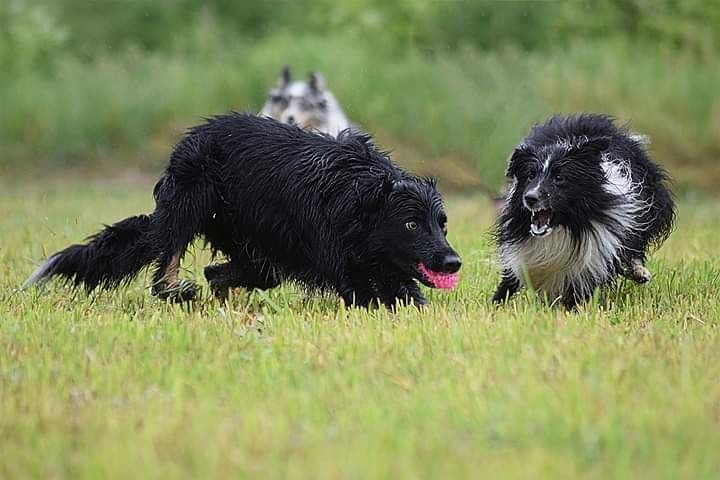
left=203, top=263, right=225, bottom=282
left=208, top=281, right=230, bottom=302
left=153, top=279, right=199, bottom=303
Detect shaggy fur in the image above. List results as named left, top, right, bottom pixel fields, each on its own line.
left=24, top=114, right=461, bottom=308
left=493, top=114, right=675, bottom=309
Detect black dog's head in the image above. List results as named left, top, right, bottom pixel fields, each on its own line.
left=368, top=177, right=461, bottom=289
left=505, top=136, right=611, bottom=237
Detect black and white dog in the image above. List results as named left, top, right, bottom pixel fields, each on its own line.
left=493, top=114, right=675, bottom=308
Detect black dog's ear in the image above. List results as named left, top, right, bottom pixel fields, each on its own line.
left=309, top=72, right=326, bottom=93
left=278, top=66, right=291, bottom=87
left=359, top=175, right=395, bottom=212
left=506, top=146, right=530, bottom=178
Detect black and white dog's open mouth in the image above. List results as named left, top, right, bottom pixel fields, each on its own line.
left=530, top=208, right=553, bottom=237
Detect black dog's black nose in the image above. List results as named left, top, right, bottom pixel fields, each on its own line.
left=287, top=115, right=295, bottom=124
left=441, top=254, right=462, bottom=273
left=524, top=191, right=539, bottom=208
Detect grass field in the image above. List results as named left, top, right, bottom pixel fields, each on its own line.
left=2, top=178, right=719, bottom=479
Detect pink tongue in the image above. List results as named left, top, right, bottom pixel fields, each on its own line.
left=418, top=263, right=459, bottom=290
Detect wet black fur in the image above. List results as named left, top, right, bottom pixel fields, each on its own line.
left=494, top=114, right=675, bottom=308
left=25, top=113, right=460, bottom=308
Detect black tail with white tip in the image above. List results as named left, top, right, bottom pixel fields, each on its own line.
left=23, top=214, right=157, bottom=291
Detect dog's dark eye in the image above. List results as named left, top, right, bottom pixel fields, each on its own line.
left=270, top=94, right=288, bottom=106
left=405, top=221, right=418, bottom=231
left=527, top=169, right=538, bottom=180
left=554, top=173, right=565, bottom=183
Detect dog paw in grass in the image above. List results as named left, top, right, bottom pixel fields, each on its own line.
left=154, top=279, right=199, bottom=302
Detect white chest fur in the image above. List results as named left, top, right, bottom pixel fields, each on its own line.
left=501, top=224, right=622, bottom=300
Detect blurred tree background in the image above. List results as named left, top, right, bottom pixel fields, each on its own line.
left=1, top=0, right=718, bottom=191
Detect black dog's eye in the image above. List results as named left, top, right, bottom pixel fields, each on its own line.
left=405, top=221, right=418, bottom=231
left=526, top=168, right=538, bottom=180
left=554, top=173, right=565, bottom=183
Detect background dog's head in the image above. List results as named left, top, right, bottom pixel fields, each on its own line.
left=365, top=176, right=461, bottom=289
left=505, top=136, right=612, bottom=237
left=260, top=66, right=351, bottom=137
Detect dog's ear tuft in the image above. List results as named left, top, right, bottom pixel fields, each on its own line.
left=309, top=72, right=326, bottom=93
left=278, top=66, right=291, bottom=87
left=357, top=175, right=395, bottom=217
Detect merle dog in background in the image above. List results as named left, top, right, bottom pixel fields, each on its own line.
left=260, top=66, right=352, bottom=137
left=493, top=114, right=675, bottom=309
left=24, top=114, right=461, bottom=308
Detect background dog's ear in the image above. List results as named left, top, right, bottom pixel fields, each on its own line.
left=278, top=66, right=291, bottom=87
left=309, top=72, right=326, bottom=93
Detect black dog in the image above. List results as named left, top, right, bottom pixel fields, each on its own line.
left=24, top=114, right=461, bottom=308
left=493, top=114, right=675, bottom=309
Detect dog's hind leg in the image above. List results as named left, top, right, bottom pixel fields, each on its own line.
left=152, top=251, right=200, bottom=302
left=492, top=270, right=520, bottom=304
left=204, top=258, right=280, bottom=301
left=149, top=136, right=218, bottom=302
left=625, top=258, right=652, bottom=284
left=150, top=200, right=206, bottom=303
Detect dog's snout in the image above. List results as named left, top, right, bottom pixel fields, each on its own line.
left=440, top=254, right=462, bottom=274
left=524, top=190, right=540, bottom=208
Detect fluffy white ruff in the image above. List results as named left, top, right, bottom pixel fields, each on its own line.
left=500, top=159, right=650, bottom=301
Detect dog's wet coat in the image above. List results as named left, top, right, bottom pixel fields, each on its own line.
left=24, top=114, right=460, bottom=308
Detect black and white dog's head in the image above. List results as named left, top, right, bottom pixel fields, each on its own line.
left=363, top=176, right=461, bottom=289
left=260, top=66, right=352, bottom=137
left=504, top=136, right=614, bottom=239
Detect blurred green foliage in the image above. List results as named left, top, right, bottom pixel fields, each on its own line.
left=1, top=0, right=719, bottom=190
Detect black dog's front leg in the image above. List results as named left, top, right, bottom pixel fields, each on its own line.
left=204, top=259, right=280, bottom=301
left=386, top=280, right=427, bottom=308
left=492, top=270, right=520, bottom=304
left=338, top=281, right=377, bottom=308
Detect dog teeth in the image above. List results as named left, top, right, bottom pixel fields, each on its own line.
left=531, top=223, right=549, bottom=236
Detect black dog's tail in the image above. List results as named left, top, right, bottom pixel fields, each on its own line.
left=22, top=214, right=157, bottom=291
